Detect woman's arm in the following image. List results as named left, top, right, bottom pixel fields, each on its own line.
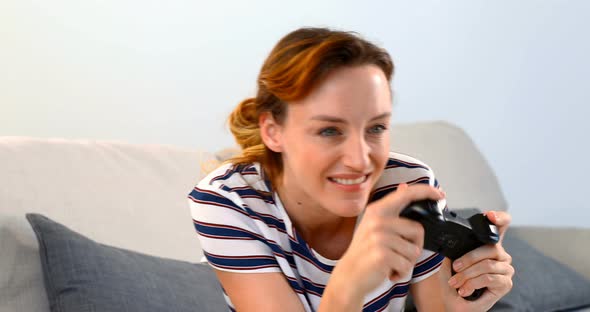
left=410, top=271, right=445, bottom=312
left=214, top=270, right=306, bottom=311
left=215, top=268, right=366, bottom=311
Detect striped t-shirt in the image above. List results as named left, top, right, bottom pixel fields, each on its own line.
left=188, top=151, right=444, bottom=312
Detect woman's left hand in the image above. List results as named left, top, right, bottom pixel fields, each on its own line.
left=440, top=211, right=515, bottom=312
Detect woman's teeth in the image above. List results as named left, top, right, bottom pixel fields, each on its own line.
left=330, top=176, right=367, bottom=185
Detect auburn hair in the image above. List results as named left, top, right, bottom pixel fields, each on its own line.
left=227, top=27, right=394, bottom=190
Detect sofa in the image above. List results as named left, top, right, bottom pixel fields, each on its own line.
left=1, top=121, right=589, bottom=312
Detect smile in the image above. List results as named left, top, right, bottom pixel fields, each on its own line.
left=328, top=175, right=369, bottom=185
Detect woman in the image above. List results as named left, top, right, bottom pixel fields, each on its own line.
left=189, top=27, right=513, bottom=311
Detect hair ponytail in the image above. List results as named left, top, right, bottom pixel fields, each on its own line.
left=228, top=98, right=261, bottom=150
left=226, top=97, right=276, bottom=172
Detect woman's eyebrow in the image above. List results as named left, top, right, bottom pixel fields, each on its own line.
left=310, top=112, right=391, bottom=123
left=370, top=112, right=391, bottom=121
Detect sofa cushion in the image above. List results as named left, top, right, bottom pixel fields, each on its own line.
left=490, top=231, right=590, bottom=311
left=26, top=213, right=226, bottom=312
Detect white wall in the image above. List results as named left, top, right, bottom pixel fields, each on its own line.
left=1, top=0, right=589, bottom=227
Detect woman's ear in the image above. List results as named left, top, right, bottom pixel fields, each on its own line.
left=259, top=112, right=283, bottom=153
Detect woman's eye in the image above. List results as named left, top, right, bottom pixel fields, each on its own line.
left=319, top=127, right=341, bottom=137
left=368, top=124, right=388, bottom=134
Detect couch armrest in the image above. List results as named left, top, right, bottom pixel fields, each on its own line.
left=509, top=226, right=590, bottom=280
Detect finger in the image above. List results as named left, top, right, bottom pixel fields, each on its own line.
left=378, top=183, right=445, bottom=216
left=390, top=218, right=425, bottom=247
left=385, top=250, right=415, bottom=281
left=448, top=258, right=514, bottom=289
left=485, top=211, right=512, bottom=240
left=387, top=232, right=423, bottom=264
left=453, top=244, right=511, bottom=273
left=441, top=260, right=501, bottom=309
left=458, top=273, right=513, bottom=298
left=439, top=258, right=453, bottom=282
left=459, top=288, right=501, bottom=310
left=485, top=211, right=512, bottom=227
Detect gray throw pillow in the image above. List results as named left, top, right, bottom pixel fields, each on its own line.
left=26, top=213, right=226, bottom=312
left=490, top=231, right=590, bottom=311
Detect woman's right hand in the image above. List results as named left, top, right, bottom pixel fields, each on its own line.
left=332, top=183, right=445, bottom=298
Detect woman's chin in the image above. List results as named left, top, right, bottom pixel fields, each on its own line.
left=329, top=198, right=368, bottom=217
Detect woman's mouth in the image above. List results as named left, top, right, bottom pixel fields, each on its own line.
left=328, top=175, right=369, bottom=185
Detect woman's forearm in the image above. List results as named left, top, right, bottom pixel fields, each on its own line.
left=318, top=267, right=365, bottom=312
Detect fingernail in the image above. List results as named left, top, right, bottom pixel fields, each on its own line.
left=458, top=288, right=465, bottom=296
left=448, top=277, right=458, bottom=287
left=453, top=260, right=463, bottom=271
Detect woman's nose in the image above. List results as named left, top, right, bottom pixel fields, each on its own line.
left=342, top=135, right=370, bottom=171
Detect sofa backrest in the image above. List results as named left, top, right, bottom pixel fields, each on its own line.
left=0, top=137, right=215, bottom=263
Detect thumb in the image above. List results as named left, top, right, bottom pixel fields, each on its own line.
left=485, top=211, right=512, bottom=241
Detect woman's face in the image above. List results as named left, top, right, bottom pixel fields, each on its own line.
left=269, top=64, right=392, bottom=218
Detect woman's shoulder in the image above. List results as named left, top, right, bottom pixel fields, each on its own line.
left=374, top=151, right=437, bottom=190
left=193, top=162, right=275, bottom=209
left=386, top=151, right=432, bottom=171
left=198, top=162, right=266, bottom=190
left=189, top=162, right=283, bottom=236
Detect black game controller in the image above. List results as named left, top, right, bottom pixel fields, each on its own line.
left=400, top=200, right=500, bottom=301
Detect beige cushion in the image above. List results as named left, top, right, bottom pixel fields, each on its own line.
left=0, top=137, right=214, bottom=262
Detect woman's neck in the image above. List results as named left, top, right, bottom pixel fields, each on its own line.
left=275, top=184, right=357, bottom=259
